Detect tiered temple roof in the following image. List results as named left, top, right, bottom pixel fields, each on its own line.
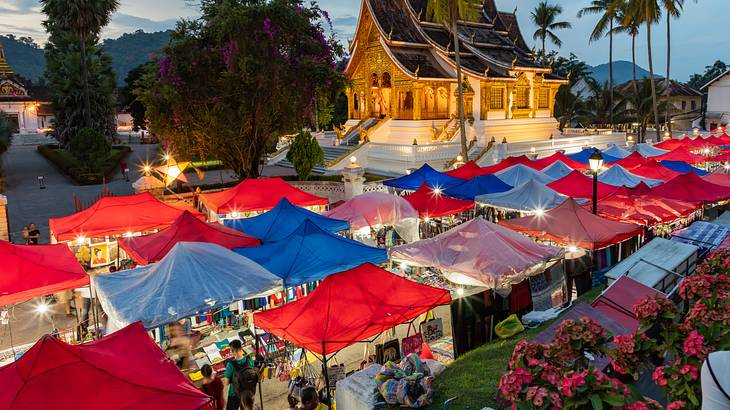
left=348, top=0, right=559, bottom=82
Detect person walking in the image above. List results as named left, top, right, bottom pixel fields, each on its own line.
left=27, top=223, right=40, bottom=245
left=223, top=340, right=254, bottom=410
left=201, top=364, right=225, bottom=410
left=119, top=161, right=128, bottom=181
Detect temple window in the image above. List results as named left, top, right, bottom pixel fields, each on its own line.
left=682, top=100, right=687, bottom=110
left=370, top=73, right=379, bottom=88
left=516, top=87, right=530, bottom=109
left=691, top=100, right=696, bottom=110
left=490, top=88, right=504, bottom=110
left=381, top=72, right=391, bottom=88
left=538, top=88, right=549, bottom=109
left=398, top=91, right=414, bottom=119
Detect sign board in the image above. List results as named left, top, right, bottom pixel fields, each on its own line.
left=420, top=318, right=443, bottom=343
left=327, top=365, right=346, bottom=387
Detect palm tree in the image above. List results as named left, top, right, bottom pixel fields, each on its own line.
left=530, top=2, right=572, bottom=54
left=586, top=80, right=621, bottom=127
left=577, top=0, right=620, bottom=128
left=662, top=0, right=689, bottom=134
left=554, top=87, right=589, bottom=131
left=611, top=2, right=641, bottom=96
left=618, top=78, right=669, bottom=141
left=623, top=0, right=661, bottom=141
left=41, top=0, right=119, bottom=129
left=426, top=0, right=480, bottom=160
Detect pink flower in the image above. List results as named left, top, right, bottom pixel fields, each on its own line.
left=667, top=401, right=686, bottom=410
left=559, top=371, right=587, bottom=397
left=652, top=366, right=668, bottom=386
left=532, top=387, right=548, bottom=407
left=680, top=364, right=699, bottom=380
left=683, top=330, right=705, bottom=357
left=549, top=392, right=562, bottom=408
left=626, top=403, right=649, bottom=410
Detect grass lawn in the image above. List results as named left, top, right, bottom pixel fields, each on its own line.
left=424, top=286, right=606, bottom=410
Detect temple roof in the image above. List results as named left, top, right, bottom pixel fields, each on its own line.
left=353, top=0, right=563, bottom=82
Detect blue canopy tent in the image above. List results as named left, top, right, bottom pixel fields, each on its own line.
left=635, top=143, right=668, bottom=157
left=603, top=145, right=631, bottom=159
left=541, top=161, right=574, bottom=180
left=475, top=179, right=572, bottom=213
left=443, top=175, right=512, bottom=200
left=568, top=148, right=622, bottom=164
left=495, top=164, right=554, bottom=187
left=234, top=219, right=388, bottom=287
left=659, top=160, right=709, bottom=176
left=93, top=242, right=282, bottom=331
left=224, top=198, right=349, bottom=242
left=598, top=165, right=663, bottom=187
left=383, top=164, right=465, bottom=191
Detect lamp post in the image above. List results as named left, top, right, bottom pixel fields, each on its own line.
left=588, top=149, right=604, bottom=214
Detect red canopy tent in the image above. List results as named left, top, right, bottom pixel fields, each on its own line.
left=444, top=160, right=483, bottom=179
left=479, top=155, right=542, bottom=174
left=707, top=152, right=730, bottom=162
left=653, top=146, right=707, bottom=164
left=533, top=152, right=589, bottom=171
left=715, top=132, right=730, bottom=144
left=254, top=263, right=451, bottom=355
left=118, top=211, right=259, bottom=265
left=499, top=198, right=643, bottom=250
left=611, top=152, right=651, bottom=170
left=49, top=192, right=204, bottom=242
left=546, top=170, right=619, bottom=199
left=702, top=173, right=730, bottom=187
left=199, top=178, right=328, bottom=215
left=0, top=322, right=212, bottom=409
left=628, top=160, right=682, bottom=182
left=592, top=276, right=662, bottom=331
left=0, top=241, right=88, bottom=306
left=652, top=172, right=730, bottom=204
left=611, top=182, right=654, bottom=197
left=702, top=135, right=727, bottom=146
left=403, top=183, right=474, bottom=218
left=587, top=191, right=699, bottom=226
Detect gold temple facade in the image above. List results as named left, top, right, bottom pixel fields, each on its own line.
left=344, top=0, right=568, bottom=145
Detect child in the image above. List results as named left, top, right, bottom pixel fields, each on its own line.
left=200, top=364, right=224, bottom=410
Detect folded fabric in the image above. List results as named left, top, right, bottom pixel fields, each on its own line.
left=376, top=354, right=434, bottom=408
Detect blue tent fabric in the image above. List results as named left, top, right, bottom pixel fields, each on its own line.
left=495, top=164, right=555, bottom=187
left=93, top=242, right=282, bottom=330
left=444, top=175, right=512, bottom=200
left=224, top=198, right=348, bottom=242
left=234, top=220, right=388, bottom=287
left=383, top=164, right=465, bottom=191
left=567, top=148, right=622, bottom=164
left=635, top=143, right=668, bottom=157
left=598, top=165, right=663, bottom=187
left=541, top=161, right=574, bottom=180
left=659, top=160, right=709, bottom=176
left=475, top=179, right=571, bottom=212
left=603, top=145, right=631, bottom=159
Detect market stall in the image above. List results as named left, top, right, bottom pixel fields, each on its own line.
left=598, top=165, right=663, bottom=187
left=479, top=155, right=543, bottom=174
left=382, top=163, right=464, bottom=191
left=567, top=147, right=621, bottom=164
left=403, top=184, right=474, bottom=237
left=94, top=242, right=282, bottom=331
left=634, top=143, right=668, bottom=157
left=592, top=276, right=663, bottom=331
left=443, top=174, right=512, bottom=200
left=533, top=152, right=589, bottom=170
left=628, top=160, right=682, bottom=182
left=198, top=177, right=328, bottom=219
left=225, top=198, right=349, bottom=242
left=118, top=211, right=259, bottom=265
left=602, top=144, right=631, bottom=159
left=444, top=160, right=484, bottom=179
left=659, top=160, right=709, bottom=175
left=611, top=151, right=651, bottom=170
left=323, top=192, right=419, bottom=244
left=653, top=146, right=707, bottom=164
left=0, top=322, right=212, bottom=409
left=475, top=179, right=573, bottom=218
left=234, top=220, right=387, bottom=288
left=541, top=161, right=574, bottom=180
left=494, top=164, right=554, bottom=186
left=547, top=170, right=619, bottom=199
left=652, top=172, right=730, bottom=204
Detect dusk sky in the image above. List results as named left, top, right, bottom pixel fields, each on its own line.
left=0, top=0, right=724, bottom=82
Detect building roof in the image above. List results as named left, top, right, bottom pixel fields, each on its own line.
left=616, top=79, right=702, bottom=97
left=0, top=41, right=49, bottom=103
left=701, top=69, right=730, bottom=91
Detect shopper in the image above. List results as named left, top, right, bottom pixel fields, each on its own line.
left=286, top=395, right=299, bottom=410
left=223, top=340, right=254, bottom=410
left=21, top=225, right=29, bottom=244
left=166, top=322, right=192, bottom=369
left=200, top=364, right=224, bottom=410
left=299, top=387, right=328, bottom=410
left=27, top=223, right=40, bottom=244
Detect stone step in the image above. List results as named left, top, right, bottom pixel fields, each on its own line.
left=11, top=133, right=58, bottom=147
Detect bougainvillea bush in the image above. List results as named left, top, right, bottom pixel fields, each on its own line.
left=610, top=249, right=730, bottom=409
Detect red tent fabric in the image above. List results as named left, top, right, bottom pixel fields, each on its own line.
left=652, top=172, right=730, bottom=204
left=499, top=198, right=643, bottom=250
left=715, top=132, right=730, bottom=144
left=533, top=152, right=589, bottom=170
left=653, top=146, right=707, bottom=164
left=592, top=276, right=661, bottom=331
left=702, top=173, right=730, bottom=187
left=199, top=178, right=328, bottom=214
left=628, top=160, right=682, bottom=182
left=254, top=263, right=451, bottom=355
left=546, top=170, right=619, bottom=199
left=118, top=211, right=259, bottom=265
left=403, top=183, right=474, bottom=218
left=707, top=152, right=730, bottom=162
left=479, top=155, right=542, bottom=174
left=0, top=322, right=212, bottom=409
left=49, top=192, right=205, bottom=242
left=702, top=136, right=727, bottom=146
left=0, top=241, right=88, bottom=306
left=588, top=191, right=699, bottom=226
left=444, top=160, right=483, bottom=179
left=611, top=152, right=651, bottom=170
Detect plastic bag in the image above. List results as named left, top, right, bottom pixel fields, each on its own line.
left=494, top=314, right=525, bottom=339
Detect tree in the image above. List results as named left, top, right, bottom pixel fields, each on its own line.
left=531, top=2, right=572, bottom=54
left=137, top=0, right=345, bottom=178
left=426, top=0, right=480, bottom=160
left=120, top=62, right=152, bottom=130
left=549, top=52, right=591, bottom=86
left=623, top=0, right=661, bottom=138
left=578, top=0, right=620, bottom=127
left=611, top=2, right=641, bottom=95
left=44, top=30, right=117, bottom=144
left=286, top=130, right=324, bottom=181
left=41, top=0, right=119, bottom=129
left=618, top=78, right=669, bottom=141
left=554, top=87, right=589, bottom=131
left=687, top=60, right=727, bottom=90
left=69, top=127, right=111, bottom=171
left=0, top=111, right=14, bottom=154
left=586, top=80, right=622, bottom=126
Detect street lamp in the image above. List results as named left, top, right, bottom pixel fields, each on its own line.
left=588, top=149, right=604, bottom=214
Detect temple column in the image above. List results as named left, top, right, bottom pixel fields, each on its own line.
left=413, top=83, right=423, bottom=120
left=345, top=87, right=353, bottom=120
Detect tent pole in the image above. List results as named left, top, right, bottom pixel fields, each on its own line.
left=322, top=341, right=332, bottom=406
left=89, top=282, right=101, bottom=340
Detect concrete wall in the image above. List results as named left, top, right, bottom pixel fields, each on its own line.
left=707, top=74, right=730, bottom=115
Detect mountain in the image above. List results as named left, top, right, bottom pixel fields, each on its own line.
left=586, top=60, right=662, bottom=86
left=0, top=30, right=171, bottom=86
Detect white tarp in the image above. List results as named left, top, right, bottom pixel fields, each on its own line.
left=94, top=242, right=281, bottom=331
left=475, top=179, right=571, bottom=213
left=324, top=192, right=419, bottom=243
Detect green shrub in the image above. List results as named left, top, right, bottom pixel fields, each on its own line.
left=286, top=130, right=324, bottom=181
left=69, top=128, right=111, bottom=171
left=37, top=144, right=131, bottom=185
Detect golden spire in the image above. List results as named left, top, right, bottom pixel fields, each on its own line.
left=0, top=40, right=14, bottom=76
